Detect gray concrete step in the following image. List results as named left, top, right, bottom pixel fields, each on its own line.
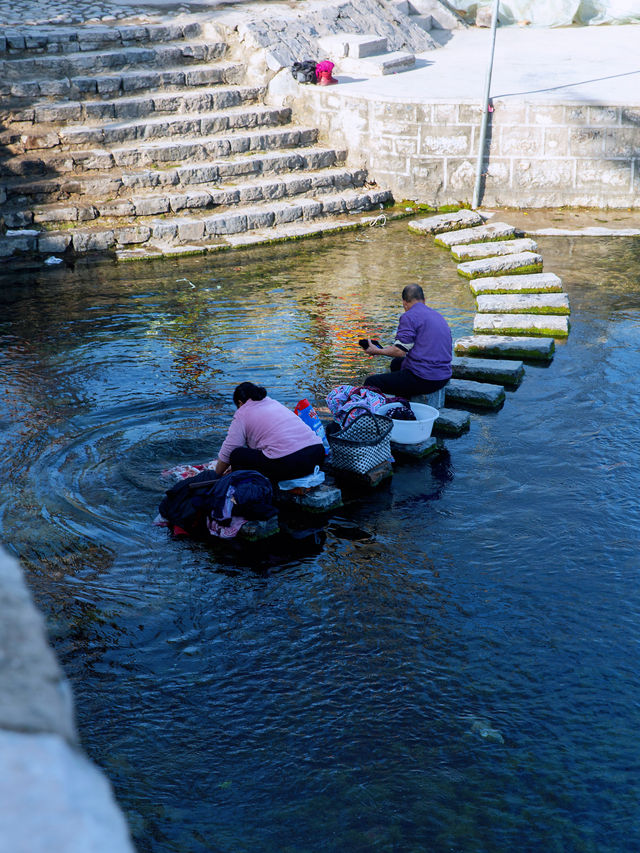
left=476, top=293, right=571, bottom=315
left=408, top=209, right=484, bottom=235
left=0, top=39, right=227, bottom=81
left=445, top=378, right=506, bottom=410
left=4, top=147, right=347, bottom=206
left=473, top=313, right=570, bottom=338
left=3, top=125, right=321, bottom=177
left=5, top=86, right=264, bottom=126
left=1, top=63, right=245, bottom=101
left=451, top=237, right=538, bottom=262
left=22, top=167, right=369, bottom=227
left=0, top=21, right=203, bottom=57
left=469, top=272, right=563, bottom=295
left=434, top=221, right=519, bottom=247
left=2, top=188, right=391, bottom=258
left=454, top=334, right=555, bottom=362
left=451, top=355, right=525, bottom=386
left=457, top=251, right=543, bottom=279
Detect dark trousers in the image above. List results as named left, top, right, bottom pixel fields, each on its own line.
left=364, top=357, right=450, bottom=398
left=229, top=443, right=325, bottom=482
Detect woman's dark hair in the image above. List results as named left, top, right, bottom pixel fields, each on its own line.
left=233, top=382, right=267, bottom=406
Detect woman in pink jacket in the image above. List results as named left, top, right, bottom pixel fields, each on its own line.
left=214, top=382, right=324, bottom=481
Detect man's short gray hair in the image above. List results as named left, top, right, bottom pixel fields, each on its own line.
left=402, top=284, right=425, bottom=302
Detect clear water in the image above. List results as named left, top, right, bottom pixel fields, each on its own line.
left=0, top=223, right=639, bottom=852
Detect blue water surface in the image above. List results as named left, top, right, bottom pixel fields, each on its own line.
left=0, top=223, right=639, bottom=852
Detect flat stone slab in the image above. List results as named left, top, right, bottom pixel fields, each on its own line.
left=332, top=459, right=393, bottom=488
left=476, top=293, right=570, bottom=315
left=470, top=272, right=563, bottom=295
left=391, top=437, right=439, bottom=459
left=451, top=238, right=538, bottom=262
left=451, top=355, right=524, bottom=387
left=237, top=515, right=279, bottom=542
left=407, top=209, right=484, bottom=236
left=432, top=408, right=471, bottom=437
left=340, top=50, right=415, bottom=76
left=435, top=221, right=518, bottom=248
left=445, top=378, right=505, bottom=410
left=474, top=313, right=570, bottom=337
left=277, top=484, right=342, bottom=513
left=457, top=252, right=543, bottom=279
left=455, top=334, right=555, bottom=361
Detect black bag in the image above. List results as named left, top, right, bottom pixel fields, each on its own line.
left=159, top=469, right=276, bottom=536
left=291, top=60, right=317, bottom=84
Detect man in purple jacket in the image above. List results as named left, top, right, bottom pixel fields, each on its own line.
left=362, top=283, right=452, bottom=398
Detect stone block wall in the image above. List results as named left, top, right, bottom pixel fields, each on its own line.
left=295, top=91, right=640, bottom=208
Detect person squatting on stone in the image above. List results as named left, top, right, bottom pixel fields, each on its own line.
left=362, top=284, right=452, bottom=398
left=214, top=382, right=325, bottom=482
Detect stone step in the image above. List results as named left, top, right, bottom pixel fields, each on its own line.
left=445, top=378, right=506, bottom=410
left=0, top=22, right=203, bottom=57
left=432, top=407, right=471, bottom=437
left=345, top=34, right=389, bottom=57
left=391, top=437, right=439, bottom=459
left=4, top=146, right=346, bottom=206
left=338, top=50, right=416, bottom=76
left=451, top=355, right=524, bottom=386
left=1, top=188, right=391, bottom=257
left=454, top=335, right=555, bottom=362
left=451, top=237, right=538, bottom=262
left=22, top=167, right=369, bottom=227
left=476, top=293, right=570, bottom=315
left=1, top=62, right=245, bottom=101
left=473, top=313, right=570, bottom=338
left=0, top=40, right=227, bottom=81
left=4, top=85, right=264, bottom=126
left=470, top=272, right=563, bottom=295
left=434, top=221, right=519, bottom=248
left=457, top=251, right=543, bottom=279
left=15, top=105, right=291, bottom=153
left=3, top=125, right=321, bottom=177
left=408, top=209, right=484, bottom=235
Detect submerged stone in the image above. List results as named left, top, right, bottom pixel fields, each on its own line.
left=457, top=252, right=543, bottom=279
left=238, top=515, right=280, bottom=541
left=476, top=293, right=570, bottom=315
left=474, top=313, right=570, bottom=337
left=277, top=483, right=343, bottom=513
left=451, top=237, right=538, bottom=262
left=391, top=437, right=439, bottom=459
left=407, top=209, right=484, bottom=236
left=470, top=272, right=563, bottom=295
left=432, top=408, right=471, bottom=437
left=455, top=334, right=555, bottom=361
left=445, top=378, right=505, bottom=410
left=451, top=355, right=524, bottom=387
left=434, top=221, right=518, bottom=248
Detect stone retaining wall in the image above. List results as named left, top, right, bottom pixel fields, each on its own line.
left=0, top=546, right=135, bottom=852
left=294, top=90, right=640, bottom=208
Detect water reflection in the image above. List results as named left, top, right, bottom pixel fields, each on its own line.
left=0, top=225, right=639, bottom=852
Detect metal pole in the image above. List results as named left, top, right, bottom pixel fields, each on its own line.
left=472, top=0, right=500, bottom=209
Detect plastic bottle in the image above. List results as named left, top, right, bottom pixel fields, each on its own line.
left=294, top=398, right=331, bottom=455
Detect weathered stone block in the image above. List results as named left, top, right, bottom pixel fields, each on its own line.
left=528, top=104, right=564, bottom=126
left=420, top=127, right=471, bottom=156
left=569, top=127, right=606, bottom=157
left=445, top=378, right=505, bottom=410
left=33, top=205, right=78, bottom=223
left=205, top=213, right=247, bottom=235
left=451, top=238, right=538, bottom=262
left=273, top=203, right=303, bottom=224
left=432, top=407, right=470, bottom=437
left=477, top=293, right=570, bottom=315
left=455, top=334, right=555, bottom=361
left=71, top=230, right=115, bottom=253
left=277, top=484, right=342, bottom=512
left=38, top=232, right=71, bottom=253
left=603, top=129, right=640, bottom=158
left=588, top=105, right=620, bottom=125
left=151, top=220, right=178, bottom=241
left=435, top=222, right=518, bottom=248
left=177, top=219, right=205, bottom=241
left=473, top=313, right=570, bottom=337
left=575, top=159, right=632, bottom=190
left=391, top=437, right=439, bottom=459
left=457, top=252, right=543, bottom=279
left=512, top=159, right=574, bottom=188
left=245, top=208, right=275, bottom=229
left=543, top=127, right=569, bottom=157
left=470, top=272, right=563, bottom=295
left=133, top=196, right=170, bottom=216
left=500, top=126, right=543, bottom=156
left=451, top=355, right=524, bottom=386
left=408, top=209, right=483, bottom=235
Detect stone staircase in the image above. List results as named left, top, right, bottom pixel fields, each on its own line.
left=0, top=20, right=392, bottom=261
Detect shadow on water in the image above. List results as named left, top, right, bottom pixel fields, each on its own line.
left=1, top=223, right=640, bottom=852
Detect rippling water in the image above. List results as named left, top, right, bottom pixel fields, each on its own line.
left=1, top=223, right=639, bottom=852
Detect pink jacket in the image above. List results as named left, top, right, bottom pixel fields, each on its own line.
left=218, top=397, right=322, bottom=464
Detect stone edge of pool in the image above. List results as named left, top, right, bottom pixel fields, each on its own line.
left=0, top=545, right=135, bottom=852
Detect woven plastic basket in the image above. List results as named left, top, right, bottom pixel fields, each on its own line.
left=327, top=412, right=393, bottom=474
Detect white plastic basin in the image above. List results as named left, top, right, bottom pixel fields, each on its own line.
left=378, top=402, right=439, bottom=445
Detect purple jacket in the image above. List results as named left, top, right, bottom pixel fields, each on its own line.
left=395, top=302, right=452, bottom=381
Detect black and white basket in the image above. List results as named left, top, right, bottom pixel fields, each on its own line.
left=327, top=412, right=393, bottom=475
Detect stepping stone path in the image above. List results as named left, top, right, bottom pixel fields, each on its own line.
left=408, top=209, right=572, bottom=432
left=0, top=20, right=391, bottom=260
